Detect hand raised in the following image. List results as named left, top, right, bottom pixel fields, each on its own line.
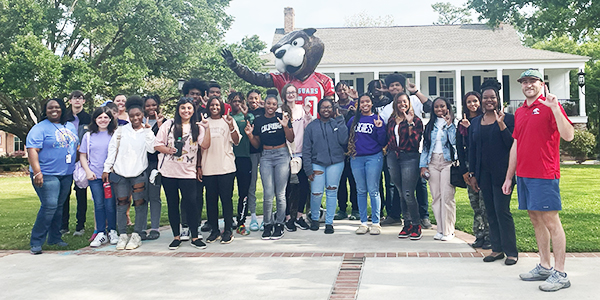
left=494, top=103, right=505, bottom=124
left=303, top=101, right=312, bottom=115
left=240, top=102, right=248, bottom=115
left=460, top=113, right=471, bottom=128
left=144, top=118, right=151, bottom=129
left=278, top=113, right=290, bottom=127
left=538, top=85, right=559, bottom=109
left=443, top=112, right=452, bottom=126
left=405, top=109, right=415, bottom=124
left=220, top=48, right=236, bottom=66
left=406, top=78, right=417, bottom=93
left=244, top=120, right=254, bottom=136
left=197, top=113, right=209, bottom=128
left=374, top=114, right=383, bottom=127
left=223, top=115, right=235, bottom=131
left=347, top=88, right=358, bottom=99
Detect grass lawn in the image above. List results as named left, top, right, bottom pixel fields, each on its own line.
left=1, top=164, right=599, bottom=252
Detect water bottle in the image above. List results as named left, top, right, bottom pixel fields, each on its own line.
left=103, top=182, right=112, bottom=199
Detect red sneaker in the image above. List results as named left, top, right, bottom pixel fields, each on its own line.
left=398, top=225, right=412, bottom=238
left=410, top=225, right=422, bottom=240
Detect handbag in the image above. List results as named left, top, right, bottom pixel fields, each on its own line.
left=288, top=141, right=302, bottom=175
left=151, top=121, right=173, bottom=185
left=73, top=132, right=91, bottom=189
left=446, top=131, right=467, bottom=188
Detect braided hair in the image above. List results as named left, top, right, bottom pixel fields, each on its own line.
left=346, top=93, right=372, bottom=158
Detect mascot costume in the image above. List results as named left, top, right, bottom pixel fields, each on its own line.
left=221, top=28, right=334, bottom=115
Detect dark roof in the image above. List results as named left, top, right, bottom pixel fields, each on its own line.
left=263, top=24, right=588, bottom=66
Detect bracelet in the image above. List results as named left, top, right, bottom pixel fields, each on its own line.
left=33, top=172, right=42, bottom=178
left=414, top=90, right=419, bottom=94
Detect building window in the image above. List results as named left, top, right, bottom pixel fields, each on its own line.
left=14, top=136, right=24, bottom=152
left=439, top=78, right=454, bottom=103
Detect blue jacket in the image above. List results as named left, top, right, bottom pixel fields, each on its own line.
left=419, top=121, right=457, bottom=168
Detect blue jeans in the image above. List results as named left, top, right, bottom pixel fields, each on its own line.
left=387, top=152, right=421, bottom=225
left=260, top=147, right=290, bottom=225
left=30, top=174, right=73, bottom=247
left=350, top=152, right=383, bottom=224
left=310, top=162, right=344, bottom=225
left=88, top=179, right=116, bottom=233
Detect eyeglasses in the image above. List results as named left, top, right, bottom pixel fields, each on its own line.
left=286, top=92, right=297, bottom=95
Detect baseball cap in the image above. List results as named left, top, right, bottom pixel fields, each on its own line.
left=517, top=69, right=544, bottom=82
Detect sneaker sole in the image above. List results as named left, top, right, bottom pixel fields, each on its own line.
left=125, top=245, right=140, bottom=250
left=261, top=236, right=271, bottom=240
left=169, top=245, right=180, bottom=250
left=191, top=242, right=207, bottom=249
left=270, top=235, right=284, bottom=240
left=398, top=235, right=410, bottom=239
left=539, top=281, right=571, bottom=292
left=285, top=226, right=297, bottom=232
left=206, top=237, right=221, bottom=243
left=221, top=236, right=234, bottom=244
left=410, top=235, right=423, bottom=240
left=520, top=275, right=551, bottom=281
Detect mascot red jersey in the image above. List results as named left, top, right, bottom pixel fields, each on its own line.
left=222, top=28, right=334, bottom=116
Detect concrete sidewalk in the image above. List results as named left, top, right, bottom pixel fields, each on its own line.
left=1, top=218, right=598, bottom=300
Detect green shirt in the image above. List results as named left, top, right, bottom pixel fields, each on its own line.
left=231, top=111, right=254, bottom=157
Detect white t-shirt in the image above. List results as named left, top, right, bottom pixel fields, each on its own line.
left=377, top=95, right=425, bottom=123
left=433, top=118, right=446, bottom=154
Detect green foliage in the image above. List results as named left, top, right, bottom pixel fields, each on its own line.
left=432, top=2, right=473, bottom=25
left=0, top=0, right=267, bottom=140
left=561, top=130, right=597, bottom=163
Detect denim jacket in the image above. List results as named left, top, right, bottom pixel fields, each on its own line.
left=419, top=121, right=458, bottom=168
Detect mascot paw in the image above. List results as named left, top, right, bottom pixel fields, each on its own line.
left=221, top=49, right=236, bottom=66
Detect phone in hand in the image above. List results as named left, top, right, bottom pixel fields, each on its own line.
left=174, top=139, right=184, bottom=157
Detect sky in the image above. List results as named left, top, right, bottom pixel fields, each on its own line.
left=223, top=0, right=478, bottom=47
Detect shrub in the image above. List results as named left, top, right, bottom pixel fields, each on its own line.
left=561, top=130, right=596, bottom=163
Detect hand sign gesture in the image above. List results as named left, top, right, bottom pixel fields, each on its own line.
left=347, top=88, right=358, bottom=99
left=240, top=101, right=248, bottom=115
left=538, top=85, right=559, bottom=109
left=223, top=114, right=235, bottom=131
left=278, top=113, right=290, bottom=127
left=303, top=101, right=312, bottom=115
left=460, top=113, right=471, bottom=128
left=443, top=112, right=452, bottom=126
left=405, top=109, right=415, bottom=124
left=406, top=78, right=418, bottom=93
left=244, top=120, right=253, bottom=136
left=144, top=118, right=151, bottom=129
left=494, top=103, right=505, bottom=124
left=374, top=114, right=383, bottom=127
left=202, top=91, right=209, bottom=107
left=197, top=113, right=209, bottom=129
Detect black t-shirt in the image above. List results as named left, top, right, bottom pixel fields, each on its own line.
left=248, top=108, right=266, bottom=153
left=252, top=112, right=292, bottom=147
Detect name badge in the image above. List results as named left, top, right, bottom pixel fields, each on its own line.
left=66, top=154, right=72, bottom=164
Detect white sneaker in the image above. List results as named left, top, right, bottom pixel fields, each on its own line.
left=433, top=232, right=443, bottom=240
left=116, top=234, right=129, bottom=250
left=108, top=230, right=119, bottom=245
left=441, top=233, right=455, bottom=241
left=180, top=227, right=190, bottom=241
left=125, top=232, right=142, bottom=250
left=90, top=232, right=107, bottom=247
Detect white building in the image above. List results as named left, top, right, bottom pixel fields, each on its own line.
left=263, top=8, right=589, bottom=126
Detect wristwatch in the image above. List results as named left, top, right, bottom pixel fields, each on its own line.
left=408, top=122, right=415, bottom=127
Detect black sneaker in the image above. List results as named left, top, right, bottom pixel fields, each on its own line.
left=191, top=239, right=207, bottom=249
left=409, top=225, right=422, bottom=240
left=271, top=224, right=284, bottom=240
left=470, top=238, right=485, bottom=248
left=398, top=224, right=413, bottom=238
left=139, top=231, right=148, bottom=241
left=200, top=222, right=212, bottom=232
left=324, top=224, right=334, bottom=234
left=147, top=230, right=160, bottom=240
left=295, top=217, right=310, bottom=230
left=231, top=220, right=238, bottom=230
left=262, top=224, right=273, bottom=240
left=169, top=239, right=181, bottom=250
left=221, top=231, right=234, bottom=244
left=310, top=220, right=319, bottom=231
left=284, top=219, right=297, bottom=232
left=206, top=231, right=221, bottom=243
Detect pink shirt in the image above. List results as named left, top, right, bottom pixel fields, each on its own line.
left=154, top=120, right=205, bottom=179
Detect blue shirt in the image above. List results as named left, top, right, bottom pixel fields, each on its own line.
left=26, top=120, right=79, bottom=175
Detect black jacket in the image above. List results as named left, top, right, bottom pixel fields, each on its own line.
left=468, top=113, right=515, bottom=184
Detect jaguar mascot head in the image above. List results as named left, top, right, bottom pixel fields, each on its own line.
left=270, top=28, right=324, bottom=81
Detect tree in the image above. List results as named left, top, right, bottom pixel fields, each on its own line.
left=0, top=0, right=266, bottom=141
left=344, top=11, right=394, bottom=27
left=432, top=2, right=473, bottom=25
left=468, top=0, right=600, bottom=43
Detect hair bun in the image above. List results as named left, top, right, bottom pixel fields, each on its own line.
left=481, top=78, right=502, bottom=92
left=266, top=88, right=279, bottom=97
left=125, top=95, right=144, bottom=110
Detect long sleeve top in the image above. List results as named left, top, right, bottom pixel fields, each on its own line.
left=302, top=115, right=349, bottom=175
left=386, top=116, right=423, bottom=155
left=347, top=114, right=387, bottom=157
left=103, top=123, right=156, bottom=178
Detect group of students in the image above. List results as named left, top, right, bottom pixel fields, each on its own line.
left=20, top=74, right=534, bottom=253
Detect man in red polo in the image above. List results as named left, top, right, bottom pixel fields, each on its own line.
left=502, top=69, right=574, bottom=292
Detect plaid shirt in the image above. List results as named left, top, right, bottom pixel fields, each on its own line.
left=386, top=116, right=423, bottom=155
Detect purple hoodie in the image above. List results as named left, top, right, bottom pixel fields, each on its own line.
left=347, top=114, right=387, bottom=156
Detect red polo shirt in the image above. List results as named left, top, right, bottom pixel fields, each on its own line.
left=271, top=72, right=334, bottom=116
left=513, top=95, right=572, bottom=179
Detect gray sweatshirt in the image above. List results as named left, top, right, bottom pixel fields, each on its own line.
left=302, top=115, right=349, bottom=176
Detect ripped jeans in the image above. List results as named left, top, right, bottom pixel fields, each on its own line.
left=387, top=152, right=421, bottom=226
left=310, top=162, right=344, bottom=225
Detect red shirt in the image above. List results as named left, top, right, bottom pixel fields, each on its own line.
left=271, top=72, right=334, bottom=116
left=513, top=95, right=572, bottom=179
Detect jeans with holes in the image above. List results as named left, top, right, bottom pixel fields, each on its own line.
left=387, top=152, right=421, bottom=225
left=350, top=151, right=384, bottom=224
left=310, top=162, right=345, bottom=225
left=88, top=179, right=116, bottom=233
left=260, top=147, right=290, bottom=225
left=30, top=174, right=73, bottom=247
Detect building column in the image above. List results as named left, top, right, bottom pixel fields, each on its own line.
left=414, top=70, right=421, bottom=94
left=373, top=71, right=379, bottom=80
left=579, top=65, right=586, bottom=116
left=455, top=69, right=462, bottom=117
left=334, top=72, right=340, bottom=84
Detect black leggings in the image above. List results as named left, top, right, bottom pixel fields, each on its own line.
left=162, top=177, right=199, bottom=238
left=285, top=165, right=309, bottom=216
left=204, top=172, right=235, bottom=233
left=235, top=157, right=252, bottom=225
